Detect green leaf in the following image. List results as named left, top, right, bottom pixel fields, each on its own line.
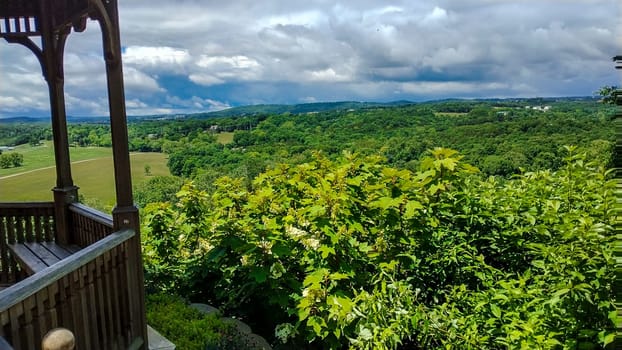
left=601, top=332, right=616, bottom=346
left=608, top=310, right=617, bottom=323
left=329, top=272, right=349, bottom=281
left=358, top=242, right=371, bottom=253
left=346, top=176, right=364, bottom=187
left=523, top=212, right=536, bottom=225
left=404, top=200, right=424, bottom=218
left=439, top=157, right=458, bottom=171
left=307, top=205, right=326, bottom=217
left=491, top=304, right=502, bottom=318
left=318, top=245, right=336, bottom=259
left=307, top=316, right=326, bottom=336
left=492, top=293, right=509, bottom=302
left=298, top=307, right=310, bottom=321
left=331, top=296, right=354, bottom=314
left=333, top=328, right=341, bottom=339
left=553, top=288, right=570, bottom=298
left=358, top=327, right=372, bottom=341
left=429, top=183, right=444, bottom=194
left=373, top=196, right=401, bottom=210
left=271, top=242, right=292, bottom=257
left=250, top=267, right=268, bottom=283
left=304, top=269, right=328, bottom=288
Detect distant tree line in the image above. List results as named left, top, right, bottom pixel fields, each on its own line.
left=0, top=123, right=51, bottom=147
left=160, top=100, right=613, bottom=182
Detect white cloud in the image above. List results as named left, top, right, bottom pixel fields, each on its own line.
left=0, top=68, right=49, bottom=114
left=422, top=6, right=448, bottom=24
left=193, top=55, right=263, bottom=83
left=123, top=46, right=191, bottom=66
left=401, top=81, right=509, bottom=96
left=422, top=45, right=482, bottom=69
left=305, top=68, right=352, bottom=82
left=165, top=95, right=230, bottom=112
left=127, top=107, right=176, bottom=116
left=300, top=96, right=318, bottom=103
left=196, top=55, right=260, bottom=69
left=0, top=96, right=20, bottom=109
left=122, top=46, right=191, bottom=76
left=122, top=67, right=165, bottom=93
left=125, top=99, right=148, bottom=109
left=0, top=95, right=47, bottom=113
left=258, top=10, right=327, bottom=29
left=188, top=74, right=225, bottom=86
left=64, top=93, right=108, bottom=116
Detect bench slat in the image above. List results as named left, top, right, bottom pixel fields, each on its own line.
left=8, top=244, right=47, bottom=275
left=24, top=243, right=60, bottom=267
left=8, top=242, right=82, bottom=276
left=40, top=242, right=79, bottom=259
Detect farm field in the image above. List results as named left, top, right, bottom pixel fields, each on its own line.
left=0, top=142, right=113, bottom=177
left=0, top=151, right=169, bottom=211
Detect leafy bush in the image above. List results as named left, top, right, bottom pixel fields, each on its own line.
left=0, top=152, right=23, bottom=168
left=145, top=293, right=248, bottom=350
left=134, top=175, right=184, bottom=208
left=142, top=147, right=615, bottom=349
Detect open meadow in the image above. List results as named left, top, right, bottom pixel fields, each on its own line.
left=0, top=143, right=169, bottom=209
left=0, top=141, right=114, bottom=177
left=215, top=131, right=234, bottom=144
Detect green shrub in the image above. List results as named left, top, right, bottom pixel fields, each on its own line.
left=145, top=293, right=246, bottom=350
left=142, top=148, right=615, bottom=349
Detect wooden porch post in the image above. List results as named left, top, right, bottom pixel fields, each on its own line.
left=92, top=0, right=148, bottom=347
left=39, top=1, right=78, bottom=246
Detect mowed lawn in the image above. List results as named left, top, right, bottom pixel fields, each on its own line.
left=0, top=151, right=169, bottom=207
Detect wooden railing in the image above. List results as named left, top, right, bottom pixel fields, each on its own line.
left=68, top=203, right=113, bottom=246
left=0, top=229, right=142, bottom=350
left=0, top=203, right=55, bottom=286
left=0, top=202, right=146, bottom=349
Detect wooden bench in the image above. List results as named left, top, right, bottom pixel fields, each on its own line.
left=8, top=242, right=81, bottom=276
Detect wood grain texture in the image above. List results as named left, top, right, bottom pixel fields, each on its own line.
left=0, top=229, right=135, bottom=350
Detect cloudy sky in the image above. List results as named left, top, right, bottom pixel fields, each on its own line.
left=1, top=0, right=620, bottom=117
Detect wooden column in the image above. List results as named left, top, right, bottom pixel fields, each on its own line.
left=94, top=0, right=147, bottom=347
left=39, top=1, right=78, bottom=245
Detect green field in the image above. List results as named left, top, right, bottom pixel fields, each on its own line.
left=0, top=142, right=113, bottom=177
left=0, top=149, right=169, bottom=211
left=215, top=132, right=234, bottom=144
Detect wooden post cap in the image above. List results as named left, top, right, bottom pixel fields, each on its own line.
left=42, top=328, right=75, bottom=350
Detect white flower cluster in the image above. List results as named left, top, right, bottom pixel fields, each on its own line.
left=286, top=225, right=320, bottom=249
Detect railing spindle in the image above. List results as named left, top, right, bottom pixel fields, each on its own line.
left=0, top=203, right=55, bottom=286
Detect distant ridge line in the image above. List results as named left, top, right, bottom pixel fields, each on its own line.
left=0, top=96, right=599, bottom=122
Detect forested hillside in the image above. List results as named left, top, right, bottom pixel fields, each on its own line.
left=157, top=100, right=614, bottom=187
